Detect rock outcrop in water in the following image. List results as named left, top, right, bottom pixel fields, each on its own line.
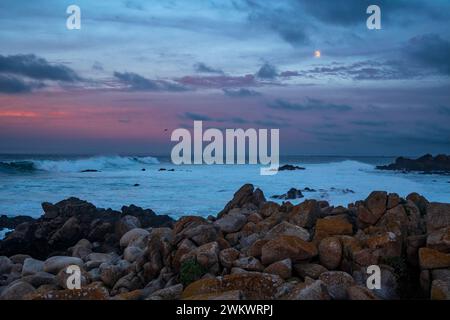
left=0, top=198, right=174, bottom=259
left=377, top=154, right=450, bottom=174
left=0, top=185, right=449, bottom=300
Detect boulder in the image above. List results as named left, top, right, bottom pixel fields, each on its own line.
left=195, top=242, right=220, bottom=273
left=147, top=284, right=183, bottom=300
left=213, top=213, right=247, bottom=234
left=426, top=227, right=450, bottom=253
left=319, top=271, right=355, bottom=300
left=119, top=228, right=150, bottom=248
left=294, top=263, right=327, bottom=280
left=247, top=239, right=268, bottom=258
left=288, top=200, right=321, bottom=228
left=184, top=290, right=243, bottom=300
left=22, top=258, right=44, bottom=276
left=426, top=203, right=450, bottom=232
left=218, top=184, right=266, bottom=217
left=0, top=256, right=13, bottom=274
left=264, top=259, right=292, bottom=279
left=0, top=280, right=36, bottom=300
left=287, top=280, right=330, bottom=300
left=263, top=221, right=310, bottom=241
left=232, top=257, right=264, bottom=272
left=365, top=191, right=387, bottom=219
left=219, top=248, right=240, bottom=269
left=347, top=285, right=380, bottom=300
left=261, top=235, right=317, bottom=265
left=318, top=237, right=342, bottom=270
left=430, top=279, right=450, bottom=300
left=43, top=256, right=83, bottom=274
left=115, top=215, right=141, bottom=238
left=419, top=248, right=450, bottom=269
left=22, top=271, right=57, bottom=288
left=124, top=246, right=144, bottom=263
left=182, top=272, right=283, bottom=300
left=315, top=216, right=353, bottom=240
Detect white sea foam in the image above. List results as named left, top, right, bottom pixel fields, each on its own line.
left=31, top=156, right=160, bottom=172
left=0, top=158, right=448, bottom=218
left=0, top=228, right=12, bottom=240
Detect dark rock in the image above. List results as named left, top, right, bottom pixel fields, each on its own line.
left=278, top=164, right=306, bottom=171
left=0, top=215, right=35, bottom=230
left=271, top=188, right=304, bottom=200
left=377, top=154, right=450, bottom=174
left=0, top=198, right=173, bottom=259
left=80, top=169, right=100, bottom=173
left=218, top=184, right=266, bottom=218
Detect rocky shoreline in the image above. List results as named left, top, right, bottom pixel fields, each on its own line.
left=377, top=154, right=450, bottom=174
left=0, top=184, right=449, bottom=300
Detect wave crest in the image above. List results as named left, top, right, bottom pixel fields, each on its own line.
left=0, top=156, right=159, bottom=173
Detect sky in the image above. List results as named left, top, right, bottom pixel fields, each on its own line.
left=0, top=0, right=449, bottom=156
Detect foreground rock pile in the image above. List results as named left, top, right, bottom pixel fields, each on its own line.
left=0, top=184, right=449, bottom=300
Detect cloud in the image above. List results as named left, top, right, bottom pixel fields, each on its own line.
left=268, top=98, right=352, bottom=112
left=256, top=63, right=278, bottom=79
left=0, top=74, right=43, bottom=94
left=349, top=120, right=388, bottom=127
left=404, top=34, right=450, bottom=75
left=194, top=63, right=224, bottom=74
left=279, top=70, right=300, bottom=77
left=177, top=74, right=255, bottom=88
left=300, top=0, right=447, bottom=26
left=244, top=1, right=310, bottom=46
left=92, top=61, right=104, bottom=71
left=223, top=88, right=261, bottom=97
left=114, top=71, right=188, bottom=91
left=182, top=112, right=213, bottom=121
left=0, top=54, right=81, bottom=82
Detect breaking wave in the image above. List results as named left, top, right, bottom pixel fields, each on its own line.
left=0, top=156, right=159, bottom=173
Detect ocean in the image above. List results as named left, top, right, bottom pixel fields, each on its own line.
left=0, top=155, right=449, bottom=219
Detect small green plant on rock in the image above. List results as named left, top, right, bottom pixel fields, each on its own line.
left=180, top=258, right=207, bottom=286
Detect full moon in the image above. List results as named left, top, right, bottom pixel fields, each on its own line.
left=314, top=50, right=321, bottom=58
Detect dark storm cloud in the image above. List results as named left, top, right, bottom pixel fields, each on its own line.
left=194, top=63, right=224, bottom=75
left=0, top=74, right=43, bottom=94
left=223, top=88, right=261, bottom=97
left=300, top=0, right=448, bottom=26
left=244, top=1, right=310, bottom=46
left=0, top=54, right=81, bottom=82
left=256, top=63, right=278, bottom=79
left=268, top=98, right=352, bottom=112
left=404, top=34, right=450, bottom=75
left=114, top=71, right=188, bottom=92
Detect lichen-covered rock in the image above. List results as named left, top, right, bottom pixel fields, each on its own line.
left=319, top=271, right=355, bottom=300
left=315, top=216, right=353, bottom=240
left=319, top=237, right=342, bottom=270
left=347, top=285, right=380, bottom=300
left=263, top=221, right=310, bottom=241
left=419, top=248, right=450, bottom=269
left=264, top=259, right=292, bottom=279
left=182, top=272, right=282, bottom=300
left=426, top=202, right=450, bottom=232
left=288, top=200, right=321, bottom=229
left=294, top=263, right=327, bottom=280
left=287, top=280, right=330, bottom=300
left=261, top=235, right=317, bottom=265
